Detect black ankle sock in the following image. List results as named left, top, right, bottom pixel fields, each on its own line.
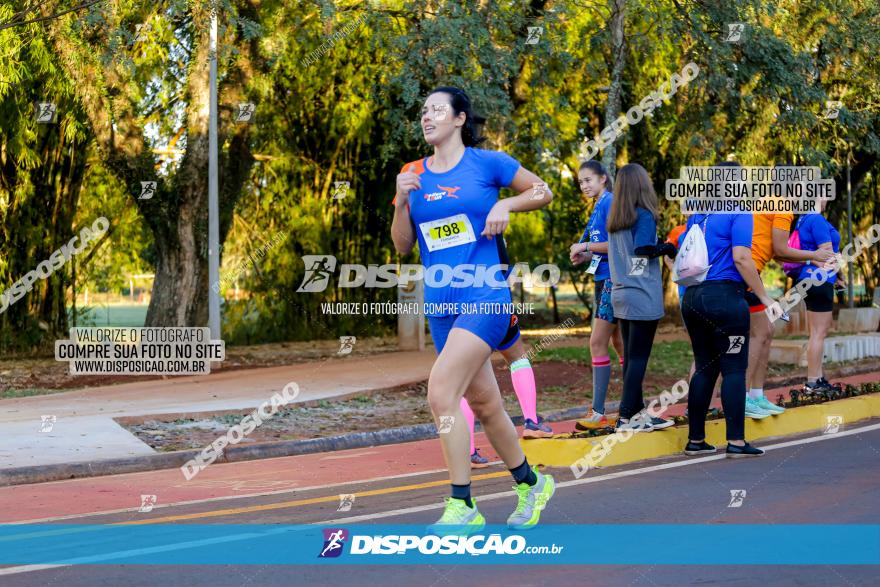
left=451, top=483, right=473, bottom=508
left=509, top=458, right=537, bottom=486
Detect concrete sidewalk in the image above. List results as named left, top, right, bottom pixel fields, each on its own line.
left=3, top=373, right=878, bottom=523
left=0, top=350, right=435, bottom=469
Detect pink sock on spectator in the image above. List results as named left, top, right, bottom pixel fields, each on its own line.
left=459, top=397, right=476, bottom=455
left=510, top=359, right=538, bottom=422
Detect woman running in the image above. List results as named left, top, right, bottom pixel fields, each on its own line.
left=391, top=86, right=555, bottom=533
left=465, top=315, right=554, bottom=469
left=680, top=162, right=775, bottom=458
left=606, top=164, right=676, bottom=431
left=793, top=201, right=841, bottom=394
left=570, top=161, right=625, bottom=429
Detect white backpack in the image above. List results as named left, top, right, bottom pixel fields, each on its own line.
left=673, top=216, right=712, bottom=286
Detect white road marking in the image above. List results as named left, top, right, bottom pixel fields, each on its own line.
left=321, top=421, right=880, bottom=524
left=0, top=422, right=876, bottom=577
left=319, top=451, right=381, bottom=460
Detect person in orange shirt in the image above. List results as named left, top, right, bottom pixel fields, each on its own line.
left=743, top=213, right=834, bottom=418
left=664, top=224, right=696, bottom=382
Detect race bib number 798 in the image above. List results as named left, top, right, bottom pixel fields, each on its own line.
left=419, top=214, right=476, bottom=252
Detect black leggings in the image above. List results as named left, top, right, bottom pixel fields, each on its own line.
left=618, top=319, right=659, bottom=420
left=681, top=280, right=750, bottom=441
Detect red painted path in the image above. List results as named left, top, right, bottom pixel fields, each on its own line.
left=1, top=372, right=875, bottom=524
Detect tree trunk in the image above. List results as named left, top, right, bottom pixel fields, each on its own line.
left=46, top=4, right=255, bottom=328
left=602, top=0, right=627, bottom=180
left=549, top=284, right=560, bottom=323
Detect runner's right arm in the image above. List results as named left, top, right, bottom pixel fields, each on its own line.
left=391, top=167, right=420, bottom=254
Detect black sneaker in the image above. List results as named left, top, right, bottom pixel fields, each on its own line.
left=683, top=440, right=716, bottom=456
left=650, top=416, right=675, bottom=430
left=818, top=377, right=842, bottom=391
left=726, top=442, right=765, bottom=458
left=804, top=379, right=833, bottom=393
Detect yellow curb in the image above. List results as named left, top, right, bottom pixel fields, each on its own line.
left=522, top=394, right=880, bottom=468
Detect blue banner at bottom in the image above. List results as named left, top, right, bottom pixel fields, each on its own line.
left=0, top=524, right=877, bottom=565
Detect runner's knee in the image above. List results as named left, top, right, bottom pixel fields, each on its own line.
left=427, top=379, right=460, bottom=415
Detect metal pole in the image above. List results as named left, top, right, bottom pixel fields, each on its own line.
left=847, top=154, right=854, bottom=308
left=208, top=4, right=221, bottom=339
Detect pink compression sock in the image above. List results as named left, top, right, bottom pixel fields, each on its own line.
left=510, top=358, right=538, bottom=422
left=459, top=397, right=476, bottom=455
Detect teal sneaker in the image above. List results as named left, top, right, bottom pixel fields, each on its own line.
left=507, top=468, right=555, bottom=530
left=755, top=396, right=785, bottom=414
left=427, top=497, right=485, bottom=536
left=744, top=397, right=771, bottom=419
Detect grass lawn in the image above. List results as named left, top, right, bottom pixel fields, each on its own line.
left=69, top=304, right=148, bottom=327
left=531, top=340, right=695, bottom=379
left=0, top=387, right=73, bottom=399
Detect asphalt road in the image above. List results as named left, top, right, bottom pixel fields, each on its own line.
left=2, top=422, right=878, bottom=586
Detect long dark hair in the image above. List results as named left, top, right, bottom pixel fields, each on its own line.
left=428, top=86, right=486, bottom=147
left=578, top=160, right=612, bottom=191
left=607, top=163, right=658, bottom=233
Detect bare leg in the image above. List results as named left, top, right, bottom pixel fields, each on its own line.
left=465, top=359, right=526, bottom=468
left=589, top=317, right=615, bottom=359
left=747, top=311, right=774, bottom=390
left=499, top=338, right=528, bottom=364
left=427, top=328, right=494, bottom=485
left=806, top=311, right=832, bottom=380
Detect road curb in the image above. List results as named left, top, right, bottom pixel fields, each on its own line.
left=0, top=404, right=593, bottom=487
left=523, top=393, right=880, bottom=469
left=0, top=372, right=872, bottom=487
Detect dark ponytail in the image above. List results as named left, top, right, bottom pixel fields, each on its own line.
left=579, top=159, right=612, bottom=191
left=428, top=86, right=486, bottom=147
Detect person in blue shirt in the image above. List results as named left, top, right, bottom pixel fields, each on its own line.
left=795, top=200, right=842, bottom=394
left=569, top=160, right=624, bottom=429
left=680, top=163, right=776, bottom=458
left=391, top=86, right=555, bottom=534
left=605, top=164, right=678, bottom=432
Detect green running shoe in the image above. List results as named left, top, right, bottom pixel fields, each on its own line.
left=744, top=397, right=771, bottom=419
left=427, top=497, right=485, bottom=536
left=755, top=396, right=785, bottom=414
left=507, top=468, right=555, bottom=530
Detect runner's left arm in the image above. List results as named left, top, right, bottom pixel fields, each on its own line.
left=482, top=167, right=553, bottom=237
left=771, top=227, right=833, bottom=264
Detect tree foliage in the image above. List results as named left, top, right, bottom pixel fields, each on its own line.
left=1, top=0, right=878, bottom=351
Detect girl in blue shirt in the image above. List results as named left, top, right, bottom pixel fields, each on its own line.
left=569, top=160, right=624, bottom=428
left=794, top=201, right=841, bottom=393
left=391, top=86, right=556, bottom=534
